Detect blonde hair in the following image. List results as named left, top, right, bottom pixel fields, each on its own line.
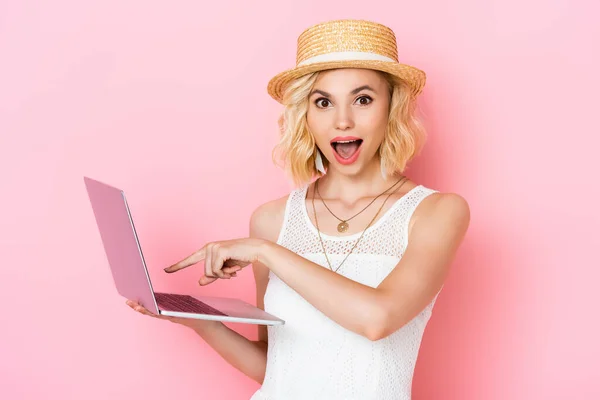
left=271, top=69, right=427, bottom=188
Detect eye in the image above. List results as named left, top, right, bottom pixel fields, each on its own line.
left=356, top=95, right=373, bottom=105
left=314, top=95, right=373, bottom=109
left=315, top=98, right=331, bottom=109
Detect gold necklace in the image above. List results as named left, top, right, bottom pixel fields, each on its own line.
left=316, top=175, right=406, bottom=233
left=312, top=176, right=408, bottom=273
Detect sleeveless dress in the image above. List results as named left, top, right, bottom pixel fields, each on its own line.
left=250, top=183, right=442, bottom=400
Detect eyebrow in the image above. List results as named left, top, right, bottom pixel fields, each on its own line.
left=309, top=85, right=377, bottom=98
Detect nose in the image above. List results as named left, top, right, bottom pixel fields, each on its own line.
left=334, top=106, right=355, bottom=131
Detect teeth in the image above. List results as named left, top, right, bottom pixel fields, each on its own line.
left=334, top=139, right=360, bottom=144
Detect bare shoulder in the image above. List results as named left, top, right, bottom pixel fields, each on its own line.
left=421, top=191, right=470, bottom=218
left=249, top=193, right=290, bottom=243
left=409, top=190, right=471, bottom=242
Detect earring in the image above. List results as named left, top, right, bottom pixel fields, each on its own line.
left=380, top=157, right=387, bottom=179
left=315, top=148, right=326, bottom=174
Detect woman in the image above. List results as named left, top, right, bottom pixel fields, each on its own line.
left=127, top=19, right=470, bottom=399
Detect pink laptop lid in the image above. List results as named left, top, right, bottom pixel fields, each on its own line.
left=84, top=176, right=159, bottom=314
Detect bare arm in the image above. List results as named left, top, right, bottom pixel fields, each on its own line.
left=255, top=192, right=470, bottom=341
left=191, top=320, right=266, bottom=383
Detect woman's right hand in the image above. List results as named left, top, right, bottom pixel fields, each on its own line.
left=125, top=299, right=222, bottom=333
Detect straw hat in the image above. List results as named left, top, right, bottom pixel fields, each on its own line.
left=266, top=19, right=426, bottom=104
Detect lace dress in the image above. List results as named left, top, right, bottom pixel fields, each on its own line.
left=250, top=183, right=442, bottom=400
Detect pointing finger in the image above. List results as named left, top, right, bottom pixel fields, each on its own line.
left=164, top=246, right=207, bottom=273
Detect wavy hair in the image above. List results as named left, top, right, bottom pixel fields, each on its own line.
left=271, top=69, right=427, bottom=188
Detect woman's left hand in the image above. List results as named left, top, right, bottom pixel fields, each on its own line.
left=163, top=238, right=266, bottom=286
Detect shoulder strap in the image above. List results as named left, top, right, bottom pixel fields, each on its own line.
left=400, top=186, right=439, bottom=250
left=275, top=184, right=308, bottom=245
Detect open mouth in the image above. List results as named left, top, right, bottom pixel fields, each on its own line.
left=331, top=139, right=363, bottom=160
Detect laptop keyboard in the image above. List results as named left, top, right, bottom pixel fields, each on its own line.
left=154, top=292, right=228, bottom=316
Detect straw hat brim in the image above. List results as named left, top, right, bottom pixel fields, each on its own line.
left=267, top=60, right=426, bottom=104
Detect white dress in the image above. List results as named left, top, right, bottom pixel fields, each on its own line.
left=250, top=183, right=442, bottom=400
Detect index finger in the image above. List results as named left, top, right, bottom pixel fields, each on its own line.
left=164, top=246, right=206, bottom=273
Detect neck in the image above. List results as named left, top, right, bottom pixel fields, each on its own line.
left=316, top=157, right=405, bottom=204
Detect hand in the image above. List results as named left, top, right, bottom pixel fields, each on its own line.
left=125, top=299, right=221, bottom=332
left=163, top=237, right=266, bottom=286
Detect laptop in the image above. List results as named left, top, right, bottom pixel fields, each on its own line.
left=84, top=176, right=284, bottom=326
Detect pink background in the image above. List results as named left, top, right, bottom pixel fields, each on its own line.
left=1, top=0, right=599, bottom=399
